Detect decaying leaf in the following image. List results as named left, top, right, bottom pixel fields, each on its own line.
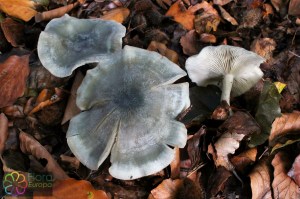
left=239, top=8, right=262, bottom=28
left=272, top=152, right=300, bottom=199
left=213, top=112, right=260, bottom=170
left=187, top=126, right=206, bottom=169
left=147, top=41, right=179, bottom=63
left=218, top=6, right=238, bottom=26
left=250, top=38, right=276, bottom=61
left=34, top=178, right=108, bottom=199
left=0, top=55, right=30, bottom=108
left=170, top=147, right=180, bottom=179
left=19, top=131, right=69, bottom=180
left=0, top=113, right=8, bottom=154
left=230, top=148, right=257, bottom=173
left=180, top=30, right=200, bottom=56
left=194, top=1, right=220, bottom=34
left=165, top=0, right=203, bottom=30
left=269, top=111, right=300, bottom=146
left=207, top=166, right=232, bottom=197
left=289, top=0, right=300, bottom=16
left=101, top=7, right=130, bottom=23
left=61, top=71, right=83, bottom=124
left=271, top=139, right=300, bottom=154
left=249, top=159, right=272, bottom=199
left=0, top=18, right=25, bottom=47
left=250, top=81, right=281, bottom=147
left=213, top=0, right=233, bottom=6
left=0, top=0, right=37, bottom=21
left=149, top=178, right=183, bottom=199
left=60, top=155, right=80, bottom=170
left=199, top=33, right=216, bottom=43
left=288, top=154, right=300, bottom=186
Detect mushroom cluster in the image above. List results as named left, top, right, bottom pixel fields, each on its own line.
left=37, top=15, right=190, bottom=180
left=186, top=45, right=265, bottom=105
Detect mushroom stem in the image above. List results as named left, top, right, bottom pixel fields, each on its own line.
left=221, top=74, right=234, bottom=105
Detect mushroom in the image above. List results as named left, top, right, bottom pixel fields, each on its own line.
left=37, top=14, right=126, bottom=77
left=67, top=45, right=190, bottom=180
left=186, top=45, right=265, bottom=105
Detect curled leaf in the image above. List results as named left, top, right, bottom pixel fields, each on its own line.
left=0, top=55, right=30, bottom=108
left=19, top=132, right=68, bottom=180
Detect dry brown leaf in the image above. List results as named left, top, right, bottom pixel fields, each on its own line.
left=272, top=152, right=300, bottom=199
left=212, top=112, right=260, bottom=170
left=0, top=0, right=36, bottom=21
left=2, top=105, right=24, bottom=118
left=240, top=8, right=262, bottom=28
left=250, top=38, right=276, bottom=61
left=218, top=5, right=238, bottom=26
left=231, top=148, right=257, bottom=173
left=101, top=7, right=130, bottom=23
left=0, top=55, right=30, bottom=108
left=199, top=33, right=216, bottom=43
left=213, top=0, right=233, bottom=6
left=180, top=30, right=200, bottom=56
left=289, top=0, right=300, bottom=17
left=0, top=18, right=25, bottom=47
left=207, top=166, right=232, bottom=197
left=165, top=0, right=202, bottom=30
left=269, top=111, right=300, bottom=146
left=149, top=179, right=183, bottom=199
left=147, top=41, right=179, bottom=63
left=60, top=155, right=80, bottom=170
left=61, top=71, right=83, bottom=124
left=19, top=131, right=69, bottom=180
left=288, top=154, right=300, bottom=186
left=35, top=2, right=78, bottom=22
left=249, top=160, right=272, bottom=199
left=194, top=1, right=220, bottom=34
left=33, top=178, right=108, bottom=199
left=0, top=113, right=8, bottom=154
left=170, top=147, right=180, bottom=179
left=187, top=127, right=206, bottom=169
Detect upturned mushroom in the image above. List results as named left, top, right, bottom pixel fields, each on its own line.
left=37, top=14, right=126, bottom=77
left=186, top=45, right=265, bottom=105
left=67, top=46, right=190, bottom=180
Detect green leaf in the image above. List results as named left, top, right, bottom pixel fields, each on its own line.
left=249, top=81, right=281, bottom=147
left=271, top=139, right=300, bottom=154
left=182, top=85, right=221, bottom=125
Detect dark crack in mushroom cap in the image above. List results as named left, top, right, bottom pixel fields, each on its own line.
left=66, top=46, right=190, bottom=180
left=37, top=14, right=126, bottom=77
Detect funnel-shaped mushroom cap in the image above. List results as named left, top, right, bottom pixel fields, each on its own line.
left=186, top=45, right=265, bottom=97
left=37, top=14, right=126, bottom=77
left=67, top=46, right=190, bottom=180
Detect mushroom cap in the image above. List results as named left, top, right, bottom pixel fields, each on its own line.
left=67, top=45, right=190, bottom=180
left=37, top=14, right=126, bottom=77
left=186, top=45, right=265, bottom=97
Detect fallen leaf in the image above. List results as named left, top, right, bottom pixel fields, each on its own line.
left=239, top=8, right=262, bottom=28
left=199, top=33, right=216, bottom=43
left=180, top=30, right=200, bottom=56
left=0, top=0, right=37, bottom=21
left=213, top=112, right=260, bottom=170
left=250, top=38, right=276, bottom=61
left=271, top=0, right=289, bottom=12
left=274, top=82, right=286, bottom=93
left=272, top=152, right=300, bottom=199
left=287, top=53, right=300, bottom=102
left=2, top=105, right=24, bottom=118
left=271, top=139, right=300, bottom=154
left=269, top=111, right=300, bottom=146
left=182, top=86, right=221, bottom=126
left=218, top=6, right=238, bottom=26
left=61, top=71, right=83, bottom=124
left=170, top=147, right=180, bottom=179
left=187, top=126, right=206, bottom=169
left=176, top=178, right=205, bottom=199
left=288, top=154, right=300, bottom=186
left=165, top=0, right=203, bottom=30
left=34, top=178, right=109, bottom=199
left=101, top=7, right=130, bottom=23
left=147, top=41, right=179, bottom=63
left=0, top=18, right=25, bottom=47
left=150, top=178, right=183, bottom=199
left=207, top=166, right=232, bottom=197
left=262, top=3, right=274, bottom=19
left=0, top=113, right=8, bottom=154
left=213, top=0, right=233, bottom=6
left=250, top=81, right=281, bottom=147
left=230, top=148, right=257, bottom=173
left=0, top=55, right=30, bottom=108
left=19, top=131, right=69, bottom=180
left=194, top=1, right=220, bottom=34
left=249, top=159, right=272, bottom=199
left=60, top=155, right=80, bottom=170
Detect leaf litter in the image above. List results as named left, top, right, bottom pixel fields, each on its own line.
left=0, top=0, right=300, bottom=198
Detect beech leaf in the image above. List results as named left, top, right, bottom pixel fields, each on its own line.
left=0, top=0, right=37, bottom=21
left=0, top=55, right=30, bottom=108
left=19, top=131, right=69, bottom=180
left=249, top=81, right=281, bottom=146
left=272, top=152, right=300, bottom=199
left=269, top=111, right=300, bottom=146
left=249, top=160, right=272, bottom=199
